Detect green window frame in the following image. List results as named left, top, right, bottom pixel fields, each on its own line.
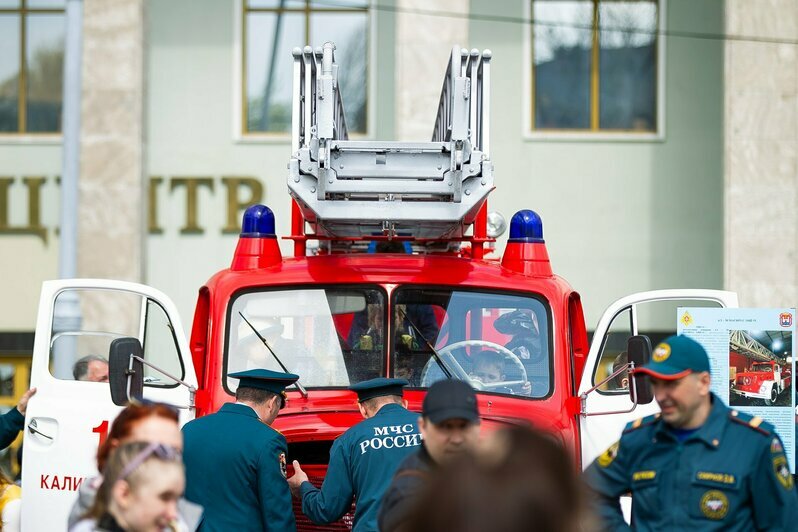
left=0, top=0, right=66, bottom=134
left=242, top=0, right=370, bottom=136
left=530, top=0, right=659, bottom=133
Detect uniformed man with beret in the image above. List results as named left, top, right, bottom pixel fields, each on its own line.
left=584, top=334, right=798, bottom=531
left=288, top=378, right=422, bottom=531
left=182, top=369, right=299, bottom=532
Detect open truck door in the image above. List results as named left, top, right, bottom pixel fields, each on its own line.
left=22, top=279, right=196, bottom=531
left=577, top=289, right=739, bottom=468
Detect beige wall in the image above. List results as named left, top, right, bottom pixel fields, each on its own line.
left=3, top=0, right=793, bottom=338
left=725, top=0, right=798, bottom=306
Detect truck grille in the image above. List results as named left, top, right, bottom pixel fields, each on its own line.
left=293, top=469, right=355, bottom=531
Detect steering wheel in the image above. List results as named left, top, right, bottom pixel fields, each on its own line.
left=420, top=340, right=528, bottom=391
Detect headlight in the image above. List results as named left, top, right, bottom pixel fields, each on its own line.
left=486, top=211, right=507, bottom=238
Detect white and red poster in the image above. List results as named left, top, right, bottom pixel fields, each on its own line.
left=678, top=307, right=796, bottom=472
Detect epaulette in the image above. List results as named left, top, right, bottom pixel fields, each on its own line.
left=622, top=413, right=660, bottom=434
left=728, top=409, right=774, bottom=437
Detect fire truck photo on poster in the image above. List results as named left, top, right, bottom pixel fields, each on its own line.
left=729, top=330, right=793, bottom=408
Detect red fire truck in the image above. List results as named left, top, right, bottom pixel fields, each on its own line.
left=732, top=361, right=792, bottom=405
left=21, top=44, right=738, bottom=530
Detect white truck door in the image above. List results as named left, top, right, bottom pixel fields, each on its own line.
left=22, top=279, right=196, bottom=531
left=578, top=289, right=738, bottom=468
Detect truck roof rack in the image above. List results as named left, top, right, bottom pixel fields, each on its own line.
left=287, top=43, right=493, bottom=248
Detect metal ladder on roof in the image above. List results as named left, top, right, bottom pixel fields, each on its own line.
left=287, top=42, right=493, bottom=241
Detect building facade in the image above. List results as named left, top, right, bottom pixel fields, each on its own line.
left=0, top=0, right=794, bottom=396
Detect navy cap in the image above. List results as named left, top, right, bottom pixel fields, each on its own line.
left=229, top=369, right=299, bottom=394
left=349, top=378, right=409, bottom=402
left=422, top=379, right=479, bottom=424
left=634, top=335, right=710, bottom=380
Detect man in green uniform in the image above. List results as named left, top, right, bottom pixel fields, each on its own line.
left=585, top=334, right=798, bottom=531
left=288, top=378, right=422, bottom=531
left=182, top=369, right=298, bottom=532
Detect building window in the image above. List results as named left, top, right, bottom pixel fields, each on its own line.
left=243, top=0, right=369, bottom=135
left=531, top=0, right=658, bottom=132
left=0, top=0, right=65, bottom=134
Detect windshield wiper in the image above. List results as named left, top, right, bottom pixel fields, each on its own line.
left=397, top=306, right=457, bottom=380
left=238, top=312, right=308, bottom=398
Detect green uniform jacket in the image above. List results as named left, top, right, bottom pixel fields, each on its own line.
left=584, top=394, right=798, bottom=531
left=182, top=403, right=295, bottom=532
left=300, top=403, right=422, bottom=532
left=0, top=408, right=23, bottom=450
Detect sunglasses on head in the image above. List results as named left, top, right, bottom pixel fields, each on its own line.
left=128, top=397, right=181, bottom=415
left=119, top=442, right=182, bottom=481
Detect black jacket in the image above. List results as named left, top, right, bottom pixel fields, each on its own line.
left=377, top=444, right=436, bottom=532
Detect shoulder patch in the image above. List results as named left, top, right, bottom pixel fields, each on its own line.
left=623, top=413, right=660, bottom=434
left=728, top=410, right=774, bottom=437
left=279, top=452, right=287, bottom=478
left=773, top=454, right=794, bottom=491
left=597, top=441, right=620, bottom=468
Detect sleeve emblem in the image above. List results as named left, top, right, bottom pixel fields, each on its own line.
left=773, top=455, right=794, bottom=490
left=279, top=452, right=287, bottom=478
left=597, top=441, right=619, bottom=468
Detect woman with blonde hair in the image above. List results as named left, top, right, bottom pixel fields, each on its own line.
left=70, top=441, right=184, bottom=532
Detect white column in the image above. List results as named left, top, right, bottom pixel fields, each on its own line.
left=724, top=0, right=798, bottom=306
left=78, top=0, right=146, bottom=330
left=395, top=0, right=469, bottom=141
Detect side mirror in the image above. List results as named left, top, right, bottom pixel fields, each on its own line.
left=109, top=337, right=144, bottom=406
left=627, top=335, right=654, bottom=405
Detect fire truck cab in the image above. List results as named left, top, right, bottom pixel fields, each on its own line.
left=21, top=44, right=738, bottom=530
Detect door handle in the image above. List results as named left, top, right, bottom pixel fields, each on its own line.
left=27, top=419, right=53, bottom=441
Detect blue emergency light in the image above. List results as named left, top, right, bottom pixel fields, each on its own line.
left=508, top=210, right=544, bottom=243
left=241, top=204, right=276, bottom=238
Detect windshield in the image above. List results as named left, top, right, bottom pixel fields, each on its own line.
left=393, top=288, right=551, bottom=399
left=226, top=287, right=386, bottom=392
left=225, top=286, right=551, bottom=398
left=751, top=364, right=773, bottom=372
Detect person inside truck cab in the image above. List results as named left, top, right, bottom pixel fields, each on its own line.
left=348, top=294, right=385, bottom=350
left=493, top=309, right=542, bottom=362
left=470, top=350, right=532, bottom=396
left=72, top=355, right=109, bottom=383
left=347, top=298, right=439, bottom=352
left=610, top=351, right=630, bottom=390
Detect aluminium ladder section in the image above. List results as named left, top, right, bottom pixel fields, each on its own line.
left=288, top=43, right=493, bottom=240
